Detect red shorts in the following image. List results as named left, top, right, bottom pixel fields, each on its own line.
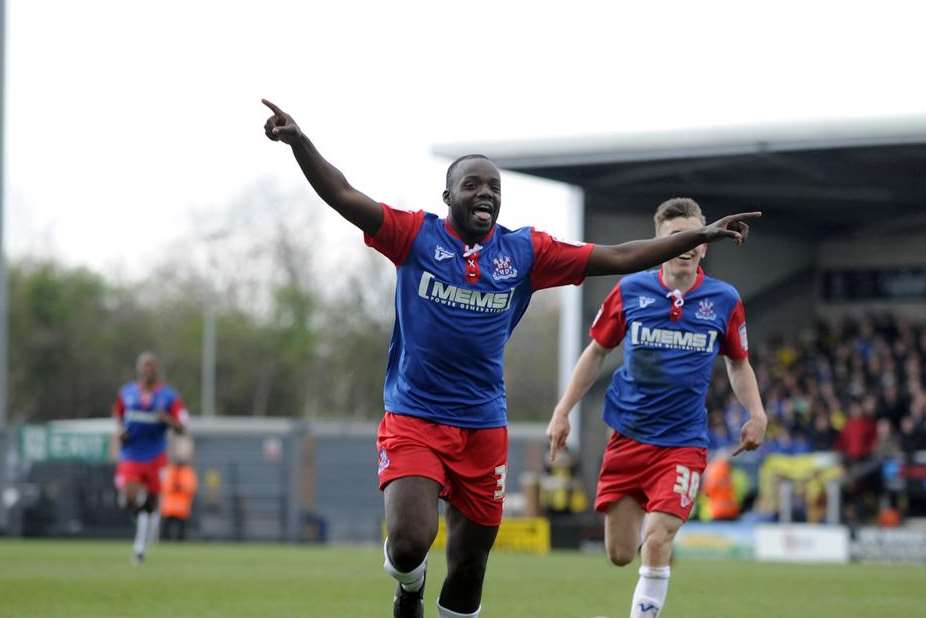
left=114, top=452, right=168, bottom=495
left=595, top=432, right=707, bottom=521
left=376, top=413, right=508, bottom=527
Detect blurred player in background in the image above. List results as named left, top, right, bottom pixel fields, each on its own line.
left=547, top=198, right=768, bottom=618
left=263, top=100, right=759, bottom=618
left=112, top=351, right=188, bottom=564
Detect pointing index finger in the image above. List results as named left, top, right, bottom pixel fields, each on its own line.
left=728, top=211, right=763, bottom=221
left=262, top=98, right=285, bottom=116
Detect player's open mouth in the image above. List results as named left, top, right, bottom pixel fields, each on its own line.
left=472, top=203, right=494, bottom=224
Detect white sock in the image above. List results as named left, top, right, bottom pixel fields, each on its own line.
left=437, top=602, right=480, bottom=617
left=383, top=538, right=427, bottom=592
left=629, top=565, right=670, bottom=617
left=146, top=511, right=161, bottom=545
left=134, top=512, right=150, bottom=556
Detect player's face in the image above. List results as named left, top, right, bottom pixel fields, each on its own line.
left=658, top=216, right=706, bottom=277
left=136, top=356, right=159, bottom=385
left=443, top=158, right=501, bottom=241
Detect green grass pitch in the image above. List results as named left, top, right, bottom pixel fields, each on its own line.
left=0, top=539, right=922, bottom=617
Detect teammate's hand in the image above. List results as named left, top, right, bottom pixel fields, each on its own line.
left=732, top=415, right=767, bottom=456
left=262, top=99, right=304, bottom=145
left=703, top=212, right=762, bottom=246
left=546, top=412, right=571, bottom=463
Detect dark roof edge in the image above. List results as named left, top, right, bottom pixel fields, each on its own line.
left=432, top=115, right=926, bottom=169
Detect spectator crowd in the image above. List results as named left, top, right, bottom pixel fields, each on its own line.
left=706, top=314, right=926, bottom=523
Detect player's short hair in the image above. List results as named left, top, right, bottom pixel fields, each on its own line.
left=654, top=197, right=706, bottom=232
left=446, top=154, right=492, bottom=190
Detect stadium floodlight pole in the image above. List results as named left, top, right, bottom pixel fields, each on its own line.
left=559, top=186, right=585, bottom=452
left=202, top=287, right=216, bottom=417
left=200, top=229, right=228, bottom=418
left=0, top=0, right=8, bottom=430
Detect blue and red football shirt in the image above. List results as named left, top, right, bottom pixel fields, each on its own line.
left=590, top=267, right=748, bottom=448
left=365, top=204, right=593, bottom=429
left=113, top=382, right=188, bottom=461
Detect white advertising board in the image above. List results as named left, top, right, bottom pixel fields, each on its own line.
left=755, top=524, right=850, bottom=563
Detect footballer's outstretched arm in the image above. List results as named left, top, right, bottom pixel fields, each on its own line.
left=724, top=356, right=768, bottom=455
left=585, top=212, right=762, bottom=276
left=110, top=421, right=125, bottom=460
left=546, top=340, right=612, bottom=461
left=157, top=411, right=186, bottom=434
left=262, top=99, right=383, bottom=236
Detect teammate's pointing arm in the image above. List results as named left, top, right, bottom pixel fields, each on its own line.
left=586, top=211, right=761, bottom=276
left=262, top=99, right=383, bottom=236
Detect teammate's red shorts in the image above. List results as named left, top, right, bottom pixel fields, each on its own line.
left=376, top=412, right=508, bottom=527
left=114, top=452, right=168, bottom=495
left=595, top=431, right=707, bottom=521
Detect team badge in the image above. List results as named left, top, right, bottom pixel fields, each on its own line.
left=491, top=255, right=518, bottom=281
left=695, top=299, right=716, bottom=321
left=434, top=245, right=455, bottom=261
left=739, top=324, right=749, bottom=350
left=377, top=448, right=390, bottom=474
left=638, top=296, right=656, bottom=309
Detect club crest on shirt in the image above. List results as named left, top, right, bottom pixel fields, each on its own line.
left=695, top=299, right=716, bottom=321
left=491, top=255, right=518, bottom=281
left=638, top=296, right=656, bottom=309
left=434, top=244, right=455, bottom=261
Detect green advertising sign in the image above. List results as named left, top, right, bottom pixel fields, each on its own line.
left=19, top=425, right=111, bottom=463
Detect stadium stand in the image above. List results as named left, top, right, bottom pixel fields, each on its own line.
left=706, top=313, right=926, bottom=524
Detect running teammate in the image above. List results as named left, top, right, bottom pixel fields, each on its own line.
left=547, top=197, right=768, bottom=618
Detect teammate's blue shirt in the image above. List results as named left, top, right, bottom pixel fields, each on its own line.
left=365, top=204, right=593, bottom=429
left=114, top=382, right=188, bottom=461
left=590, top=268, right=748, bottom=448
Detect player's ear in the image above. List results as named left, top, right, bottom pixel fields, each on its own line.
left=442, top=190, right=451, bottom=206
left=698, top=243, right=708, bottom=259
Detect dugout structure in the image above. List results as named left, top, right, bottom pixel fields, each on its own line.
left=435, top=116, right=926, bottom=491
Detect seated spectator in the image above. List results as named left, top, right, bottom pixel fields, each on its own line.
left=707, top=412, right=736, bottom=451
left=878, top=383, right=907, bottom=427
left=765, top=427, right=812, bottom=456
left=808, top=412, right=837, bottom=451
left=899, top=415, right=926, bottom=454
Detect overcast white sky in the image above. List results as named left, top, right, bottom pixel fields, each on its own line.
left=6, top=0, right=926, bottom=276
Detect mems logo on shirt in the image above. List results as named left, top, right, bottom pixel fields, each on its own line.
left=630, top=321, right=718, bottom=353
left=125, top=410, right=160, bottom=424
left=417, top=271, right=515, bottom=313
